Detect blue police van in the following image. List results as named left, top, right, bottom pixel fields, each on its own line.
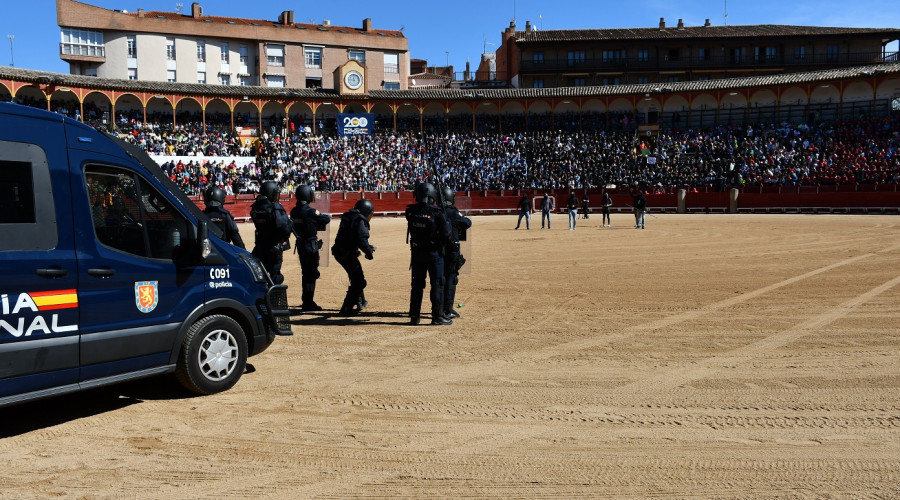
left=0, top=102, right=291, bottom=407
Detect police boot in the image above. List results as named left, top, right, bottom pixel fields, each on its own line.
left=431, top=308, right=452, bottom=325
left=357, top=291, right=368, bottom=312
left=337, top=291, right=359, bottom=317
left=301, top=283, right=322, bottom=311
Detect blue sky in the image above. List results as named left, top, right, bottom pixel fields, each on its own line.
left=3, top=0, right=899, bottom=74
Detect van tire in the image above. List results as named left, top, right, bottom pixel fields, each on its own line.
left=176, top=315, right=248, bottom=395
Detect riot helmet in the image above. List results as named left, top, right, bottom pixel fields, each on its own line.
left=354, top=199, right=375, bottom=220
left=204, top=185, right=226, bottom=208
left=415, top=182, right=437, bottom=204
left=295, top=184, right=315, bottom=204
left=441, top=186, right=455, bottom=207
left=260, top=180, right=280, bottom=202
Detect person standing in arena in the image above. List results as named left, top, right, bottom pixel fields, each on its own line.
left=601, top=189, right=613, bottom=227
left=440, top=186, right=472, bottom=320
left=406, top=183, right=452, bottom=326
left=631, top=188, right=647, bottom=229
left=290, top=184, right=330, bottom=311
left=566, top=192, right=579, bottom=230
left=203, top=184, right=245, bottom=249
left=540, top=193, right=554, bottom=229
left=249, top=180, right=293, bottom=284
left=581, top=195, right=591, bottom=220
left=331, top=199, right=376, bottom=317
left=514, top=194, right=532, bottom=230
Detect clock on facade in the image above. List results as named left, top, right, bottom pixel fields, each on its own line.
left=344, top=70, right=363, bottom=90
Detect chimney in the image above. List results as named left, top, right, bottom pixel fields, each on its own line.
left=363, top=18, right=373, bottom=32
left=323, top=19, right=331, bottom=26
left=704, top=18, right=711, bottom=27
left=191, top=3, right=202, bottom=19
left=525, top=20, right=532, bottom=33
left=659, top=17, right=666, bottom=30
left=677, top=19, right=684, bottom=29
left=138, top=8, right=144, bottom=17
left=278, top=11, right=294, bottom=25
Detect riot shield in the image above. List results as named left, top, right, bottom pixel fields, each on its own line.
left=310, top=192, right=332, bottom=268
left=455, top=195, right=472, bottom=275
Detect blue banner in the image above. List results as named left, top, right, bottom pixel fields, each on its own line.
left=337, top=113, right=375, bottom=136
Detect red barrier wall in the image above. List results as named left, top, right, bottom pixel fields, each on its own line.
left=195, top=186, right=900, bottom=220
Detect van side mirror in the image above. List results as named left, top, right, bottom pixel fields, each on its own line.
left=198, top=220, right=211, bottom=260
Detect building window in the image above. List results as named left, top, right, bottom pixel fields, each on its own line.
left=827, top=44, right=839, bottom=62
left=128, top=68, right=137, bottom=80
left=384, top=82, right=400, bottom=90
left=731, top=47, right=746, bottom=64
left=306, top=77, right=322, bottom=89
left=637, top=49, right=649, bottom=62
left=766, top=46, right=777, bottom=61
left=219, top=74, right=230, bottom=85
left=239, top=75, right=250, bottom=86
left=127, top=35, right=137, bottom=58
left=533, top=79, right=544, bottom=88
left=698, top=48, right=710, bottom=61
left=383, top=52, right=399, bottom=73
left=697, top=76, right=710, bottom=81
left=668, top=76, right=679, bottom=83
left=349, top=49, right=365, bottom=63
left=267, top=75, right=285, bottom=87
left=305, top=47, right=323, bottom=68
left=267, top=44, right=284, bottom=67
left=794, top=45, right=806, bottom=60
left=637, top=76, right=649, bottom=84
left=221, top=42, right=229, bottom=63
left=613, top=77, right=621, bottom=85
left=239, top=45, right=248, bottom=65
left=666, top=49, right=679, bottom=61
left=574, top=78, right=586, bottom=87
left=567, top=50, right=585, bottom=66
left=197, top=71, right=206, bottom=84
left=197, top=41, right=206, bottom=62
left=167, top=70, right=176, bottom=82
left=59, top=28, right=104, bottom=57
left=166, top=38, right=176, bottom=60
left=602, top=50, right=624, bottom=63
left=533, top=51, right=544, bottom=64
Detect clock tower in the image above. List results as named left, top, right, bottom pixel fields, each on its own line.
left=336, top=60, right=366, bottom=95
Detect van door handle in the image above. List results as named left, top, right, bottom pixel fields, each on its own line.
left=36, top=267, right=68, bottom=278
left=87, top=268, right=117, bottom=278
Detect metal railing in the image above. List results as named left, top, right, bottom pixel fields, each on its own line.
left=59, top=43, right=105, bottom=58
left=518, top=51, right=898, bottom=73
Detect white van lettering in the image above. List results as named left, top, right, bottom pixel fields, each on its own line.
left=52, top=315, right=78, bottom=333
left=1, top=294, right=8, bottom=315
left=12, top=294, right=38, bottom=314
left=0, top=318, right=24, bottom=337
left=25, top=315, right=51, bottom=336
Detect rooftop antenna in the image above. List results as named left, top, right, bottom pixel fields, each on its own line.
left=175, top=2, right=183, bottom=14
left=483, top=34, right=495, bottom=53
left=724, top=0, right=728, bottom=25
left=512, top=0, right=516, bottom=23
left=539, top=14, right=543, bottom=30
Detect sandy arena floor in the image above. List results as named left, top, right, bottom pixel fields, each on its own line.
left=1, top=213, right=899, bottom=498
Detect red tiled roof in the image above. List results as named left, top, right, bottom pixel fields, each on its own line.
left=517, top=24, right=900, bottom=43
left=127, top=11, right=404, bottom=37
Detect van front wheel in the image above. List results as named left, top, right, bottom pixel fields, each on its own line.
left=176, top=315, right=248, bottom=395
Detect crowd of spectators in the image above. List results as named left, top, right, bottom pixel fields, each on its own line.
left=138, top=115, right=900, bottom=196
left=12, top=97, right=900, bottom=196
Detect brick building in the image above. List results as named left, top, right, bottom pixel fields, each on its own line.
left=56, top=0, right=409, bottom=92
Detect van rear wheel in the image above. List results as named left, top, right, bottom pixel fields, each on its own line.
left=176, top=315, right=248, bottom=395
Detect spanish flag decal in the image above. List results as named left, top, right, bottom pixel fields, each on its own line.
left=28, top=289, right=79, bottom=311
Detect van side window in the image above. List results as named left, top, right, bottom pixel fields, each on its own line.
left=85, top=166, right=191, bottom=260
left=0, top=141, right=58, bottom=251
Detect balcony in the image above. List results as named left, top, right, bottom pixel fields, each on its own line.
left=59, top=43, right=105, bottom=62
left=518, top=51, right=897, bottom=74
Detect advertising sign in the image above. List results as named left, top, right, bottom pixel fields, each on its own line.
left=337, top=113, right=374, bottom=136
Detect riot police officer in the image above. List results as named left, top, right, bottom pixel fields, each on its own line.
left=441, top=186, right=471, bottom=319
left=406, top=182, right=451, bottom=326
left=290, top=185, right=330, bottom=311
left=249, top=180, right=293, bottom=284
left=331, top=198, right=376, bottom=316
left=202, top=184, right=245, bottom=249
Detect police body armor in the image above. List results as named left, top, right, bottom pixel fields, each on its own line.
left=407, top=204, right=442, bottom=252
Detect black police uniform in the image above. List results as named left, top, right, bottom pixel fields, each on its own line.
left=250, top=195, right=293, bottom=284
left=331, top=207, right=374, bottom=316
left=442, top=204, right=471, bottom=319
left=203, top=205, right=245, bottom=249
left=290, top=201, right=330, bottom=310
left=406, top=201, right=451, bottom=325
